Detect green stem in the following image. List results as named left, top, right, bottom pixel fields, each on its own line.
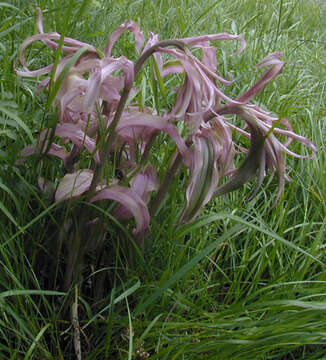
left=63, top=232, right=79, bottom=292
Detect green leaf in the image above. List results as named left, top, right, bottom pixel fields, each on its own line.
left=0, top=201, right=21, bottom=230
left=0, top=181, right=22, bottom=214
left=152, top=56, right=168, bottom=107
left=82, top=280, right=141, bottom=330
left=0, top=105, right=34, bottom=144
left=0, top=290, right=65, bottom=301
left=24, top=323, right=51, bottom=360
left=178, top=212, right=326, bottom=268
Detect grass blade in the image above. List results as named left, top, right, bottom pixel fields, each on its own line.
left=134, top=224, right=244, bottom=316
left=24, top=323, right=51, bottom=360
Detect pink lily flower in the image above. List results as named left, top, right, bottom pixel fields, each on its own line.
left=15, top=9, right=316, bottom=236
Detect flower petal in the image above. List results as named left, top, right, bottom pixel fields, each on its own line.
left=91, top=185, right=150, bottom=235
left=55, top=169, right=94, bottom=201
left=104, top=20, right=145, bottom=56
left=17, top=141, right=70, bottom=165
left=214, top=108, right=266, bottom=197
left=181, top=126, right=223, bottom=222
left=178, top=33, right=247, bottom=55
left=36, top=8, right=97, bottom=54
left=116, top=112, right=191, bottom=167
left=115, top=166, right=159, bottom=219
left=55, top=123, right=100, bottom=163
left=237, top=53, right=285, bottom=103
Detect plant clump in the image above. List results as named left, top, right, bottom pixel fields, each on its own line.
left=15, top=8, right=316, bottom=289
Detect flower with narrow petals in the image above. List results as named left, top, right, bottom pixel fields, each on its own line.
left=15, top=8, right=316, bottom=238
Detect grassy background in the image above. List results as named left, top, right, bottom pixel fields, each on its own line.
left=0, top=0, right=326, bottom=358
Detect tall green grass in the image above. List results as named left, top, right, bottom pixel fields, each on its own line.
left=0, top=0, right=325, bottom=358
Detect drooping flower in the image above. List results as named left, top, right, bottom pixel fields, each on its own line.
left=15, top=8, right=316, bottom=238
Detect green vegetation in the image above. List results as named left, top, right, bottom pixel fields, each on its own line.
left=0, top=0, right=325, bottom=358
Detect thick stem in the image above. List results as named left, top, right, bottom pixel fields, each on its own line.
left=134, top=40, right=185, bottom=75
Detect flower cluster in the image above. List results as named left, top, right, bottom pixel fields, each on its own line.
left=16, top=9, right=316, bottom=238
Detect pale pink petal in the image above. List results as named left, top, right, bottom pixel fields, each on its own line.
left=254, top=52, right=283, bottom=69
left=36, top=77, right=51, bottom=93
left=101, top=56, right=134, bottom=88
left=237, top=53, right=285, bottom=103
left=36, top=8, right=96, bottom=54
left=115, top=166, right=159, bottom=219
left=178, top=33, right=247, bottom=55
left=16, top=64, right=54, bottom=78
left=91, top=185, right=150, bottom=235
left=201, top=45, right=217, bottom=72
left=17, top=142, right=70, bottom=165
left=83, top=69, right=102, bottom=113
left=55, top=124, right=100, bottom=162
left=55, top=169, right=94, bottom=201
left=116, top=112, right=191, bottom=167
left=105, top=20, right=145, bottom=56
left=18, top=33, right=95, bottom=72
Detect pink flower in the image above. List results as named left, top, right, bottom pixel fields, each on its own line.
left=16, top=9, right=316, bottom=235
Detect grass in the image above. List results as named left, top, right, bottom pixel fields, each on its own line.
left=0, top=0, right=326, bottom=358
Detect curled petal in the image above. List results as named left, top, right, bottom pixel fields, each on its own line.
left=58, top=88, right=84, bottom=123
left=237, top=53, right=285, bottom=103
left=159, top=47, right=241, bottom=128
left=100, top=75, right=124, bottom=102
left=18, top=32, right=95, bottom=73
left=181, top=117, right=236, bottom=222
left=209, top=116, right=235, bottom=175
left=55, top=123, right=100, bottom=162
left=55, top=169, right=94, bottom=201
left=105, top=20, right=145, bottom=56
left=36, top=77, right=51, bottom=93
left=83, top=69, right=102, bottom=113
left=115, top=166, right=159, bottom=219
left=201, top=44, right=218, bottom=72
left=83, top=57, right=134, bottom=113
left=178, top=33, right=247, bottom=55
left=102, top=56, right=134, bottom=88
left=116, top=112, right=191, bottom=167
left=16, top=63, right=54, bottom=78
left=91, top=186, right=150, bottom=236
left=130, top=166, right=159, bottom=203
left=36, top=8, right=96, bottom=54
left=254, top=52, right=284, bottom=68
left=36, top=8, right=45, bottom=33
left=17, top=142, right=70, bottom=165
left=214, top=109, right=265, bottom=197
left=271, top=127, right=317, bottom=156
left=215, top=105, right=316, bottom=202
